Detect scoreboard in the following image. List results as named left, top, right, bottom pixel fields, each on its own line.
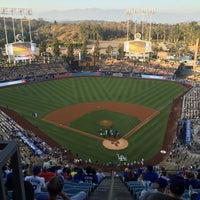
left=124, top=40, right=152, bottom=58
left=5, top=42, right=36, bottom=61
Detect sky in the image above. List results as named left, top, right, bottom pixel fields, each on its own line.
left=0, top=0, right=200, bottom=23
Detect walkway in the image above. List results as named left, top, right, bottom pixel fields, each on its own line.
left=88, top=175, right=134, bottom=200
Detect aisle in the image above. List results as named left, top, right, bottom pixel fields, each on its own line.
left=88, top=176, right=134, bottom=200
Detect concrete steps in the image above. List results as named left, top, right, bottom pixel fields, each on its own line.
left=88, top=176, right=134, bottom=200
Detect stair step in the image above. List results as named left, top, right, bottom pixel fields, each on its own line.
left=88, top=176, right=134, bottom=200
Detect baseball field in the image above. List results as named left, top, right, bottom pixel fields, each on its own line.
left=0, top=77, right=188, bottom=165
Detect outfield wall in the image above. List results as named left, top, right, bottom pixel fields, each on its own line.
left=0, top=71, right=174, bottom=88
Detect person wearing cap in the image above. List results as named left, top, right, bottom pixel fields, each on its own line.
left=142, top=165, right=159, bottom=182
left=183, top=170, right=200, bottom=189
left=73, top=168, right=84, bottom=183
left=24, top=165, right=46, bottom=193
left=83, top=166, right=98, bottom=186
left=146, top=175, right=185, bottom=200
left=139, top=177, right=168, bottom=200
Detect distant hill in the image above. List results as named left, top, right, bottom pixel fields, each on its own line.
left=34, top=8, right=200, bottom=24
left=0, top=18, right=127, bottom=46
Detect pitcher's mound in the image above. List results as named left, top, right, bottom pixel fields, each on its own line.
left=103, top=138, right=128, bottom=150
left=100, top=120, right=112, bottom=126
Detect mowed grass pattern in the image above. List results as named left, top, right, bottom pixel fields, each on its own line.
left=0, top=77, right=187, bottom=164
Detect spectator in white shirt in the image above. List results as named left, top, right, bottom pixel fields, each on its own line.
left=24, top=165, right=46, bottom=193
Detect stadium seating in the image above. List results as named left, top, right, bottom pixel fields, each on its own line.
left=1, top=64, right=200, bottom=200
left=125, top=181, right=145, bottom=199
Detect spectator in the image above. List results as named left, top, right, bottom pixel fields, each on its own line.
left=147, top=175, right=185, bottom=200
left=25, top=165, right=46, bottom=193
left=135, top=168, right=143, bottom=180
left=121, top=167, right=129, bottom=182
left=96, top=169, right=105, bottom=183
left=39, top=165, right=55, bottom=183
left=4, top=172, right=35, bottom=200
left=183, top=170, right=200, bottom=189
left=2, top=164, right=11, bottom=179
left=73, top=168, right=84, bottom=183
left=139, top=177, right=168, bottom=200
left=47, top=176, right=86, bottom=200
left=83, top=166, right=98, bottom=186
left=4, top=172, right=14, bottom=191
left=190, top=186, right=200, bottom=200
left=124, top=168, right=137, bottom=182
left=142, top=165, right=159, bottom=182
left=63, top=167, right=72, bottom=181
left=71, top=167, right=78, bottom=177
left=159, top=168, right=171, bottom=182
left=56, top=168, right=65, bottom=183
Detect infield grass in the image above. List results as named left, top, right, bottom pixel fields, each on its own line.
left=0, top=77, right=187, bottom=164
left=70, top=110, right=141, bottom=136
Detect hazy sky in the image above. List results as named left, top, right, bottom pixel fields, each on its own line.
left=0, top=0, right=199, bottom=11
left=0, top=0, right=200, bottom=23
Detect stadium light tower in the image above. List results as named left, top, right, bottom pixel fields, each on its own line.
left=125, top=9, right=133, bottom=41
left=0, top=7, right=32, bottom=44
left=140, top=8, right=147, bottom=40
left=124, top=8, right=156, bottom=41
left=134, top=8, right=155, bottom=41
left=0, top=7, right=32, bottom=63
left=1, top=8, right=9, bottom=45
left=148, top=8, right=156, bottom=41
left=132, top=9, right=138, bottom=35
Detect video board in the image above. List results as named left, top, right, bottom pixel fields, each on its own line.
left=124, top=40, right=151, bottom=54
left=5, top=42, right=36, bottom=60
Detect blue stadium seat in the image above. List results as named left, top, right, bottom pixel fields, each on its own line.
left=7, top=190, right=13, bottom=200
left=64, top=188, right=89, bottom=197
left=35, top=192, right=48, bottom=200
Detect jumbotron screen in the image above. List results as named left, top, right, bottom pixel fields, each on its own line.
left=5, top=42, right=36, bottom=60
left=124, top=40, right=151, bottom=54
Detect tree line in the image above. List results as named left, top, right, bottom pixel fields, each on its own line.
left=0, top=17, right=200, bottom=59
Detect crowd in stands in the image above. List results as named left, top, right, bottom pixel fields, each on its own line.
left=0, top=62, right=69, bottom=82
left=0, top=110, right=60, bottom=165
left=3, top=155, right=105, bottom=199
left=0, top=59, right=180, bottom=83
left=181, top=86, right=200, bottom=119
left=1, top=59, right=200, bottom=199
left=4, top=154, right=200, bottom=200
left=119, top=164, right=200, bottom=200
left=99, top=59, right=179, bottom=76
left=159, top=84, right=200, bottom=175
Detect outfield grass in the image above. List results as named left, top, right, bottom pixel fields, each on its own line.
left=0, top=77, right=187, bottom=164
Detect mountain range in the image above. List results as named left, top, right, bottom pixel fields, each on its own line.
left=34, top=8, right=200, bottom=24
